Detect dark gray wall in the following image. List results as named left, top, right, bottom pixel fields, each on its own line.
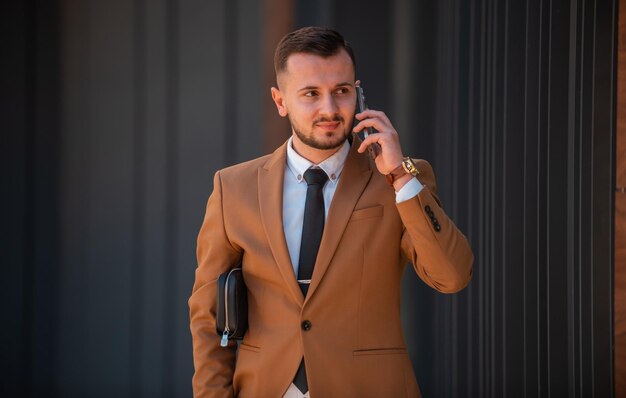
left=54, top=0, right=263, bottom=396
left=3, top=0, right=264, bottom=396
left=2, top=0, right=616, bottom=397
left=1, top=0, right=61, bottom=396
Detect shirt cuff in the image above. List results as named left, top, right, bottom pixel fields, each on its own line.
left=395, top=177, right=423, bottom=203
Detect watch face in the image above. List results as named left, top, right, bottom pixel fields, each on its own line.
left=402, top=158, right=417, bottom=175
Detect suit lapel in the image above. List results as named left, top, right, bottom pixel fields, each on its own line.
left=258, top=142, right=304, bottom=305
left=306, top=143, right=373, bottom=301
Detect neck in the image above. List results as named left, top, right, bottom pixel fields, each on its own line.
left=291, top=134, right=344, bottom=165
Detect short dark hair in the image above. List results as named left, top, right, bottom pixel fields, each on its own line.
left=274, top=26, right=356, bottom=75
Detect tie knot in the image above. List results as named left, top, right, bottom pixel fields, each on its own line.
left=303, top=168, right=328, bottom=186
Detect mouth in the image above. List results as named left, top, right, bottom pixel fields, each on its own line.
left=315, top=121, right=341, bottom=131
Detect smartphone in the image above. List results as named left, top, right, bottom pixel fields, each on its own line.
left=354, top=84, right=382, bottom=159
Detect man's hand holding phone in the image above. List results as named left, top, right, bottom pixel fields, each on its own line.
left=353, top=84, right=413, bottom=190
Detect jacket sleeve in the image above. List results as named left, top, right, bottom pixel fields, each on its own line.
left=398, top=159, right=474, bottom=293
left=189, top=170, right=242, bottom=397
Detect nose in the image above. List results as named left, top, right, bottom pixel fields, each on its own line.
left=319, top=94, right=339, bottom=116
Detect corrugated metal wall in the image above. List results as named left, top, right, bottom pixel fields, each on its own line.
left=1, top=0, right=616, bottom=396
left=56, top=0, right=265, bottom=395
left=394, top=1, right=616, bottom=396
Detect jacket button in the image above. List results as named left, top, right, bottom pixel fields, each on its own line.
left=425, top=205, right=432, bottom=213
left=301, top=320, right=312, bottom=331
left=434, top=223, right=441, bottom=232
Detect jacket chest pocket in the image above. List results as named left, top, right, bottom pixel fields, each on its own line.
left=349, top=205, right=383, bottom=222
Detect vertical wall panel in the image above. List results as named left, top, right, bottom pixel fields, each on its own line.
left=87, top=1, right=135, bottom=392
left=136, top=0, right=168, bottom=396
left=234, top=0, right=263, bottom=163
left=333, top=0, right=391, bottom=112
left=523, top=0, right=542, bottom=395
left=390, top=0, right=417, bottom=151
left=59, top=0, right=137, bottom=394
left=614, top=0, right=626, bottom=395
left=130, top=1, right=147, bottom=395
left=261, top=0, right=294, bottom=152
left=590, top=0, right=616, bottom=394
left=58, top=0, right=92, bottom=393
left=30, top=1, right=61, bottom=394
left=503, top=1, right=527, bottom=397
left=176, top=0, right=225, bottom=393
left=1, top=1, right=32, bottom=395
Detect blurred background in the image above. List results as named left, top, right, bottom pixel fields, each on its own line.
left=2, top=0, right=623, bottom=397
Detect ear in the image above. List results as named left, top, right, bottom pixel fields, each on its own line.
left=271, top=87, right=288, bottom=117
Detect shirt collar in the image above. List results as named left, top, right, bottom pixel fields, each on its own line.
left=286, top=136, right=350, bottom=184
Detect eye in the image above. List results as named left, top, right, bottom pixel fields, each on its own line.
left=335, top=87, right=349, bottom=95
left=304, top=90, right=318, bottom=97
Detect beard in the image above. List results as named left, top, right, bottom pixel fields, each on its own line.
left=289, top=114, right=352, bottom=150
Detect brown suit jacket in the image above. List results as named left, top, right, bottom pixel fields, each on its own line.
left=189, top=140, right=473, bottom=397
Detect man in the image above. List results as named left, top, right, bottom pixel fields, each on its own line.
left=189, top=26, right=473, bottom=397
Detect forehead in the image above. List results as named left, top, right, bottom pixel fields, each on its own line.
left=281, top=50, right=355, bottom=88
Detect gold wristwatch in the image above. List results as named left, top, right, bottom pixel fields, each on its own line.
left=385, top=157, right=420, bottom=186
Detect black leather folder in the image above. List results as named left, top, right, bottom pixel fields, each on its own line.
left=216, top=267, right=248, bottom=346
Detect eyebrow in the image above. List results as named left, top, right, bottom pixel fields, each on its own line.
left=297, top=82, right=354, bottom=92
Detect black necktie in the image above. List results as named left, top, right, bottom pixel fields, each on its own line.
left=294, top=168, right=328, bottom=393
